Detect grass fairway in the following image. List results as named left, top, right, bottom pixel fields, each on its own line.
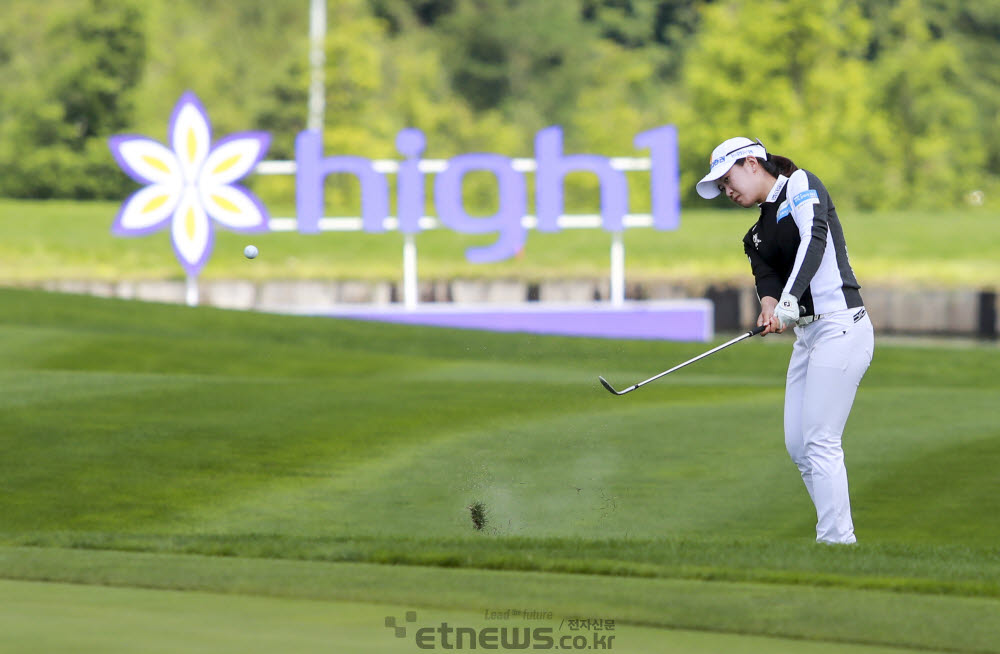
left=1, top=198, right=998, bottom=286
left=1, top=288, right=998, bottom=652
left=0, top=577, right=945, bottom=654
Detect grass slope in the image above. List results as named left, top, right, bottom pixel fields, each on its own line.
left=1, top=199, right=998, bottom=286
left=1, top=288, right=999, bottom=651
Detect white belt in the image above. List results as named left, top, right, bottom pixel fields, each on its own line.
left=797, top=307, right=866, bottom=327
left=797, top=313, right=824, bottom=326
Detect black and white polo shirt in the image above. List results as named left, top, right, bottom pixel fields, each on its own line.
left=742, top=169, right=863, bottom=317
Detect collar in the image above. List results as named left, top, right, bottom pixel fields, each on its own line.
left=761, top=175, right=788, bottom=205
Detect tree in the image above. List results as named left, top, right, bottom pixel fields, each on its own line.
left=370, top=0, right=457, bottom=31
left=869, top=0, right=986, bottom=205
left=436, top=0, right=599, bottom=128
left=674, top=0, right=898, bottom=208
left=0, top=0, right=146, bottom=198
left=50, top=0, right=146, bottom=146
left=581, top=0, right=661, bottom=49
left=864, top=0, right=1000, bottom=200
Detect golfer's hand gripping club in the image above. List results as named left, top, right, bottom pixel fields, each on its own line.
left=598, top=324, right=767, bottom=396
left=774, top=292, right=802, bottom=331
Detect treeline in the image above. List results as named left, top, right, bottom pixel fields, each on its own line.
left=0, top=0, right=996, bottom=209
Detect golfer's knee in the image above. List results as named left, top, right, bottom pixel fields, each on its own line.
left=805, top=437, right=844, bottom=475
left=785, top=439, right=807, bottom=468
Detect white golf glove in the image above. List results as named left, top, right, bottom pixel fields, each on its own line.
left=774, top=292, right=801, bottom=330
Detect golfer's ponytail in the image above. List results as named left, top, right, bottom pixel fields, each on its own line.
left=734, top=152, right=798, bottom=177
left=760, top=153, right=797, bottom=177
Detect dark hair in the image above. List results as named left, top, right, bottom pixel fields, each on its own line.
left=736, top=153, right=798, bottom=177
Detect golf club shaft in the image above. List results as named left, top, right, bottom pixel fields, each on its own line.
left=601, top=324, right=766, bottom=395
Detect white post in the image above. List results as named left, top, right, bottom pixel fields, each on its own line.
left=185, top=275, right=199, bottom=307
left=403, top=233, right=418, bottom=310
left=610, top=231, right=625, bottom=306
left=307, top=0, right=326, bottom=132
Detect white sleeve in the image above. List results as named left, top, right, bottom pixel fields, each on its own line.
left=782, top=170, right=825, bottom=298
left=787, top=169, right=820, bottom=236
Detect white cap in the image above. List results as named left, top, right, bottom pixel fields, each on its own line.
left=695, top=137, right=767, bottom=199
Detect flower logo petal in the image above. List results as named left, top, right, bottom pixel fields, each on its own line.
left=199, top=184, right=269, bottom=231
left=110, top=91, right=271, bottom=280
left=171, top=189, right=213, bottom=276
left=109, top=136, right=182, bottom=186
left=201, top=133, right=271, bottom=186
left=113, top=184, right=181, bottom=235
left=170, top=92, right=212, bottom=183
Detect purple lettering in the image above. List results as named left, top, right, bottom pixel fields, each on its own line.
left=294, top=129, right=389, bottom=234
left=294, top=125, right=679, bottom=262
left=634, top=125, right=680, bottom=230
left=395, top=128, right=426, bottom=234
left=433, top=153, right=527, bottom=263
left=534, top=125, right=628, bottom=232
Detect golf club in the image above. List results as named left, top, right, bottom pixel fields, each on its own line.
left=599, top=324, right=767, bottom=396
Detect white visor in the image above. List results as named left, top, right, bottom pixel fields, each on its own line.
left=696, top=137, right=767, bottom=199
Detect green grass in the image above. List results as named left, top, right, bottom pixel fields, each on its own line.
left=0, top=576, right=947, bottom=654
left=1, top=198, right=998, bottom=286
left=0, top=288, right=998, bottom=652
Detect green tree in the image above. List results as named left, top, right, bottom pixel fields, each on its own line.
left=370, top=0, right=457, bottom=31
left=863, top=0, right=999, bottom=202
left=50, top=0, right=145, bottom=144
left=944, top=1, right=1000, bottom=181
left=435, top=0, right=599, bottom=128
left=0, top=0, right=146, bottom=198
left=582, top=0, right=662, bottom=49
left=674, top=0, right=897, bottom=208
left=581, top=0, right=704, bottom=77
left=132, top=0, right=308, bottom=137
left=868, top=0, right=985, bottom=206
left=253, top=59, right=309, bottom=161
left=321, top=0, right=527, bottom=215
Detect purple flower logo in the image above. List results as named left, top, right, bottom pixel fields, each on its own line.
left=109, top=91, right=271, bottom=276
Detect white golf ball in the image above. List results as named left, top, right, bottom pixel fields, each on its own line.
left=244, top=245, right=259, bottom=259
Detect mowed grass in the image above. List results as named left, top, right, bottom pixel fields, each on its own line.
left=1, top=198, right=998, bottom=286
left=1, top=288, right=999, bottom=652
left=1, top=577, right=947, bottom=654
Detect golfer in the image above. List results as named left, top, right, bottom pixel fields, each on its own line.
left=696, top=137, right=874, bottom=544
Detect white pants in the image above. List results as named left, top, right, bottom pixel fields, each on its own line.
left=785, top=307, right=874, bottom=544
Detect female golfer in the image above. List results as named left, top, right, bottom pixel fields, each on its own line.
left=696, top=137, right=874, bottom=544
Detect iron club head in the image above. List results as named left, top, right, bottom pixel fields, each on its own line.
left=598, top=376, right=624, bottom=395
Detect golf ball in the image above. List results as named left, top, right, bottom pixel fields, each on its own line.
left=244, top=245, right=258, bottom=259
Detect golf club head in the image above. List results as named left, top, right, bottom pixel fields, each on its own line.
left=598, top=376, right=622, bottom=395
